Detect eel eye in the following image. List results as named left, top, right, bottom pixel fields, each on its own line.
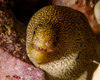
left=33, top=30, right=35, bottom=35
left=33, top=24, right=42, bottom=35
left=54, top=36, right=59, bottom=46
left=56, top=36, right=59, bottom=41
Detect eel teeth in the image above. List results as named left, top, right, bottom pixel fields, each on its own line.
left=33, top=44, right=53, bottom=52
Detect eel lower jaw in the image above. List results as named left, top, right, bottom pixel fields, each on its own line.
left=32, top=44, right=53, bottom=53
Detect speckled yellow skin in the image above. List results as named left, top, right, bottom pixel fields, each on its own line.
left=26, top=5, right=98, bottom=80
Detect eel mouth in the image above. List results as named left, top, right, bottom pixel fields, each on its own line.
left=32, top=44, right=53, bottom=52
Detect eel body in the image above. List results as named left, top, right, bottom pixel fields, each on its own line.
left=26, top=5, right=98, bottom=80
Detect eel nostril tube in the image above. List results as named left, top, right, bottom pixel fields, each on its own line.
left=45, top=41, right=49, bottom=47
